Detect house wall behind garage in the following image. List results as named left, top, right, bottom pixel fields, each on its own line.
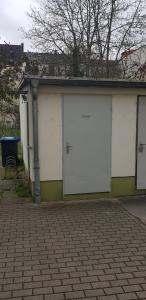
left=37, top=86, right=146, bottom=200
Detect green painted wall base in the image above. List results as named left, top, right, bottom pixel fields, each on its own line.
left=112, top=177, right=135, bottom=196
left=37, top=177, right=146, bottom=201
left=40, top=181, right=63, bottom=201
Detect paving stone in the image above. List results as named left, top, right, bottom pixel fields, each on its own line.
left=134, top=271, right=146, bottom=277
left=13, top=289, right=32, bottom=297
left=33, top=287, right=52, bottom=295
left=0, top=278, right=13, bottom=285
left=62, top=278, right=80, bottom=285
left=14, top=276, right=32, bottom=283
left=128, top=278, right=146, bottom=284
left=24, top=281, right=42, bottom=289
left=5, top=271, right=22, bottom=278
left=77, top=265, right=93, bottom=271
left=24, top=270, right=41, bottom=277
left=99, top=274, right=116, bottom=281
left=0, top=291, right=11, bottom=299
left=65, top=290, right=85, bottom=299
left=33, top=275, right=51, bottom=281
left=136, top=291, right=146, bottom=298
left=81, top=275, right=98, bottom=283
left=94, top=263, right=109, bottom=270
left=73, top=283, right=92, bottom=290
left=92, top=281, right=110, bottom=289
left=126, top=261, right=141, bottom=267
left=116, top=273, right=134, bottom=280
left=121, top=267, right=138, bottom=273
left=118, top=293, right=138, bottom=299
left=104, top=287, right=123, bottom=294
left=43, top=280, right=61, bottom=287
left=87, top=270, right=104, bottom=276
left=123, top=285, right=142, bottom=293
left=105, top=268, right=121, bottom=274
left=111, top=280, right=129, bottom=287
left=52, top=273, right=69, bottom=280
left=3, top=283, right=22, bottom=291
left=85, top=288, right=104, bottom=297
left=70, top=271, right=87, bottom=278
left=54, top=285, right=72, bottom=293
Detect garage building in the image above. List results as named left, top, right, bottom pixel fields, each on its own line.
left=19, top=76, right=146, bottom=203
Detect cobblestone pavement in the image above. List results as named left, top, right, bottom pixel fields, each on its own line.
left=1, top=192, right=146, bottom=299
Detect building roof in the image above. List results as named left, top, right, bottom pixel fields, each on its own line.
left=24, top=52, right=120, bottom=78
left=0, top=43, right=24, bottom=66
left=18, top=75, right=146, bottom=91
left=25, top=51, right=118, bottom=65
left=25, top=51, right=70, bottom=64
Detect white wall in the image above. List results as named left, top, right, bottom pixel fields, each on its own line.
left=19, top=95, right=28, bottom=170
left=112, top=95, right=137, bottom=177
left=38, top=90, right=62, bottom=181
left=37, top=86, right=139, bottom=181
left=19, top=86, right=34, bottom=181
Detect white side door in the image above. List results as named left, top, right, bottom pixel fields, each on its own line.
left=137, top=96, right=146, bottom=189
left=63, top=95, right=112, bottom=194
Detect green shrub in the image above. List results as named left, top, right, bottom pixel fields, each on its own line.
left=15, top=180, right=31, bottom=197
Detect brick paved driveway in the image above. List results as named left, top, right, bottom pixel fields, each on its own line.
left=1, top=192, right=146, bottom=299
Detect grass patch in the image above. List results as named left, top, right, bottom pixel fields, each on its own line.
left=15, top=180, right=31, bottom=198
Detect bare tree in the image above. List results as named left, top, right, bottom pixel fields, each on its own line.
left=25, top=0, right=146, bottom=78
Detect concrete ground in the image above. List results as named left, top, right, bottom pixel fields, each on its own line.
left=1, top=193, right=146, bottom=299
left=119, top=195, right=146, bottom=224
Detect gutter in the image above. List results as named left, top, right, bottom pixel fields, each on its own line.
left=31, top=79, right=41, bottom=204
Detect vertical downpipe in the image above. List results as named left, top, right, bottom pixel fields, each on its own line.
left=31, top=79, right=41, bottom=204
left=26, top=101, right=30, bottom=183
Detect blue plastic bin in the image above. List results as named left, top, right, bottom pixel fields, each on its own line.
left=0, top=137, right=20, bottom=167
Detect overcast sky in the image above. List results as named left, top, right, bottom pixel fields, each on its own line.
left=0, top=0, right=34, bottom=51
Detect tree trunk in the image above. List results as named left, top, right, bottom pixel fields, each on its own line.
left=72, top=47, right=80, bottom=77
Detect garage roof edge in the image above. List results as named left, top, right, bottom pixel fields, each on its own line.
left=18, top=75, right=146, bottom=91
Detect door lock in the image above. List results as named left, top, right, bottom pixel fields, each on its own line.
left=66, top=142, right=73, bottom=154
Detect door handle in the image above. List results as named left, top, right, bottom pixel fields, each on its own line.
left=138, top=143, right=146, bottom=152
left=66, top=142, right=73, bottom=154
